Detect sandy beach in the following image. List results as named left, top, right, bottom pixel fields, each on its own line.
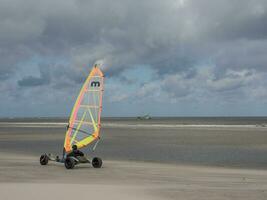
left=1, top=118, right=267, bottom=199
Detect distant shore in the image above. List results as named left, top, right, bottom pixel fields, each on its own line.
left=1, top=116, right=267, bottom=125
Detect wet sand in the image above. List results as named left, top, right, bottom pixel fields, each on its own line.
left=1, top=120, right=267, bottom=199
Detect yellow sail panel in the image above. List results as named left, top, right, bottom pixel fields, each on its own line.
left=64, top=65, right=104, bottom=152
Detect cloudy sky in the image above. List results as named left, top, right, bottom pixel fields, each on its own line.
left=1, top=0, right=267, bottom=117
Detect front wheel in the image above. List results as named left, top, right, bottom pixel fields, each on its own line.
left=40, top=154, right=49, bottom=165
left=65, top=157, right=75, bottom=169
left=92, top=157, right=102, bottom=168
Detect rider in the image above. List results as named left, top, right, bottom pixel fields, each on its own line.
left=67, top=145, right=84, bottom=158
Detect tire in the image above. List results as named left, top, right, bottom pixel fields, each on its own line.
left=65, top=157, right=75, bottom=169
left=92, top=157, right=102, bottom=168
left=40, top=154, right=49, bottom=165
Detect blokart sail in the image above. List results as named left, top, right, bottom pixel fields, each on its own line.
left=64, top=64, right=104, bottom=153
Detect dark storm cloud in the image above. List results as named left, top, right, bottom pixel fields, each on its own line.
left=1, top=0, right=267, bottom=76
left=17, top=64, right=51, bottom=87
left=1, top=0, right=267, bottom=116
left=18, top=75, right=48, bottom=87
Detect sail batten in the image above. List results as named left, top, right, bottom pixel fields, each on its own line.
left=80, top=105, right=100, bottom=108
left=64, top=65, right=104, bottom=153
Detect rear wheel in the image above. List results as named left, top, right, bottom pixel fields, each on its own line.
left=65, top=157, right=75, bottom=169
left=92, top=157, right=102, bottom=168
left=40, top=154, right=49, bottom=165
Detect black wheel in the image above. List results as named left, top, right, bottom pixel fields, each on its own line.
left=65, top=157, right=75, bottom=169
left=92, top=157, right=102, bottom=168
left=40, top=154, right=49, bottom=165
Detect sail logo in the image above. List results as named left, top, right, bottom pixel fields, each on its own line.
left=91, top=81, right=100, bottom=87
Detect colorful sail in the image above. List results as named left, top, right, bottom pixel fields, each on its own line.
left=64, top=64, right=104, bottom=152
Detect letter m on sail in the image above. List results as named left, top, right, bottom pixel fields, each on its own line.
left=91, top=81, right=100, bottom=87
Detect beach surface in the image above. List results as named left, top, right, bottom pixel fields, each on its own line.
left=1, top=118, right=267, bottom=199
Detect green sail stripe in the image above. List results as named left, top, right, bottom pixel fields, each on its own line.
left=88, top=108, right=97, bottom=132
left=70, top=111, right=87, bottom=144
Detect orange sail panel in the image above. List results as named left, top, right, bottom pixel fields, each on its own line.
left=64, top=65, right=104, bottom=152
